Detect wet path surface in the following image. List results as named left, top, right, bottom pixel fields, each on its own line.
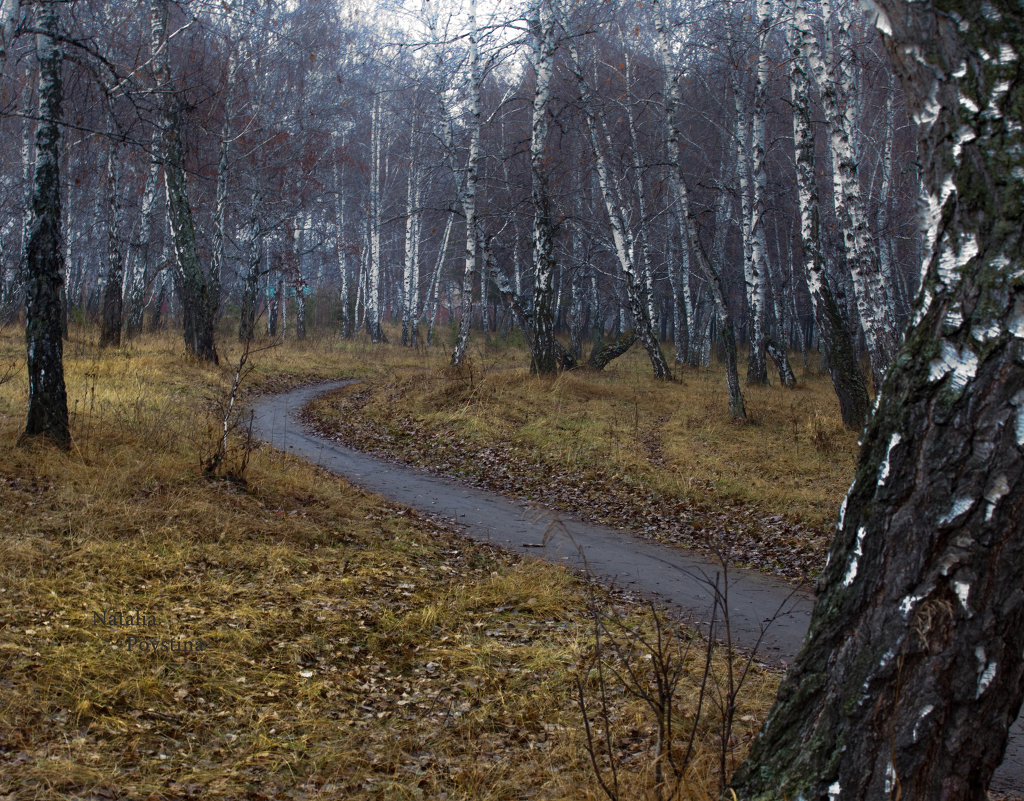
left=251, top=380, right=1022, bottom=794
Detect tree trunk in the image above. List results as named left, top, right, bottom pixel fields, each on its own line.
left=798, top=0, right=897, bottom=388
left=151, top=0, right=217, bottom=363
left=567, top=40, right=670, bottom=380
left=654, top=7, right=738, bottom=408
left=528, top=0, right=559, bottom=375
left=366, top=94, right=383, bottom=343
left=765, top=337, right=795, bottom=389
left=786, top=3, right=869, bottom=429
left=731, top=2, right=1024, bottom=798
left=20, top=0, right=69, bottom=449
left=587, top=329, right=636, bottom=371
left=238, top=193, right=261, bottom=344
left=450, top=0, right=482, bottom=367
left=123, top=140, right=160, bottom=340
left=98, top=132, right=123, bottom=349
left=402, top=121, right=422, bottom=348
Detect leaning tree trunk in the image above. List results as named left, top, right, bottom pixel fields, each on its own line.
left=654, top=5, right=739, bottom=408
left=730, top=2, right=1024, bottom=799
left=20, top=0, right=68, bottom=449
left=450, top=0, right=482, bottom=367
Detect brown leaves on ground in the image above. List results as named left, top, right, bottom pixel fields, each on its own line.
left=303, top=380, right=829, bottom=581
left=0, top=331, right=778, bottom=801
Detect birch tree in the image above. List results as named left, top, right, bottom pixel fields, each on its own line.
left=785, top=1, right=869, bottom=428
left=564, top=34, right=672, bottom=381
left=151, top=0, right=218, bottom=363
left=732, top=1, right=1024, bottom=797
left=655, top=2, right=743, bottom=412
left=798, top=0, right=897, bottom=388
left=450, top=0, right=482, bottom=367
left=20, top=0, right=68, bottom=448
left=527, top=0, right=559, bottom=374
left=366, top=92, right=384, bottom=342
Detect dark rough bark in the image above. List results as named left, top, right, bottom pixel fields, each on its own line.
left=496, top=273, right=576, bottom=372
left=20, top=0, right=69, bottom=450
left=587, top=328, right=636, bottom=371
left=731, top=2, right=1024, bottom=799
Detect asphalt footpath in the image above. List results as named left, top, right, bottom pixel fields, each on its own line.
left=251, top=380, right=1022, bottom=795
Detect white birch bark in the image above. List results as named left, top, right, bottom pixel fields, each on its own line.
left=786, top=8, right=869, bottom=427
left=450, top=0, right=481, bottom=367
left=796, top=0, right=897, bottom=387
left=422, top=211, right=453, bottom=345
left=332, top=131, right=352, bottom=338
left=654, top=3, right=741, bottom=409
left=238, top=191, right=261, bottom=343
left=366, top=93, right=383, bottom=342
left=746, top=0, right=771, bottom=384
left=123, top=135, right=160, bottom=339
left=565, top=38, right=671, bottom=380
left=0, top=0, right=20, bottom=83
left=528, top=0, right=559, bottom=373
left=402, top=120, right=422, bottom=347
left=210, top=46, right=236, bottom=313
left=99, top=113, right=123, bottom=349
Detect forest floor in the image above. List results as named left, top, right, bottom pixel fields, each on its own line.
left=0, top=327, right=778, bottom=801
left=1, top=325, right=1018, bottom=800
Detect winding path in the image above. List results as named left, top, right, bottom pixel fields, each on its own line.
left=251, top=380, right=1022, bottom=795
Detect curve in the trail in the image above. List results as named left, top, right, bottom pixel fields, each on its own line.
left=250, top=380, right=1022, bottom=795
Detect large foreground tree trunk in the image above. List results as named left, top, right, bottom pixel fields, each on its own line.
left=20, top=0, right=69, bottom=449
left=731, top=2, right=1024, bottom=799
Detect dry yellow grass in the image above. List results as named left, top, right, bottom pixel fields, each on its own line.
left=0, top=325, right=778, bottom=800
left=304, top=334, right=859, bottom=578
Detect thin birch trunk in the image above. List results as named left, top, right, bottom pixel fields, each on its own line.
left=332, top=132, right=352, bottom=338
left=422, top=211, right=452, bottom=345
left=450, top=0, right=481, bottom=367
left=565, top=40, right=670, bottom=380
left=123, top=134, right=160, bottom=339
left=99, top=121, right=123, bottom=349
left=366, top=93, right=383, bottom=342
left=151, top=0, right=217, bottom=363
left=655, top=5, right=740, bottom=407
left=528, top=0, right=558, bottom=374
left=210, top=48, right=236, bottom=318
left=238, top=192, right=261, bottom=343
left=402, top=121, right=422, bottom=347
